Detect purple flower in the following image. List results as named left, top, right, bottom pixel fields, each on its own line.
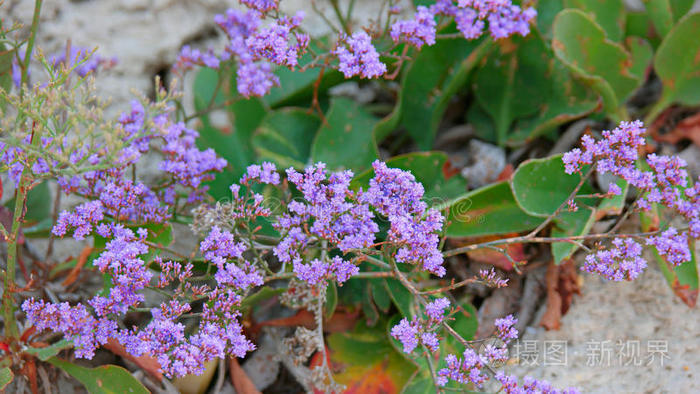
left=479, top=267, right=509, bottom=288
left=390, top=6, right=437, bottom=48
left=437, top=348, right=486, bottom=387
left=425, top=298, right=450, bottom=322
left=236, top=61, right=280, bottom=98
left=390, top=318, right=420, bottom=353
left=53, top=200, right=105, bottom=240
left=246, top=12, right=308, bottom=68
left=241, top=162, right=281, bottom=185
left=494, top=314, right=518, bottom=344
left=647, top=228, right=691, bottom=266
left=240, top=0, right=278, bottom=13
left=582, top=238, right=647, bottom=281
left=495, top=371, right=580, bottom=394
left=333, top=32, right=387, bottom=79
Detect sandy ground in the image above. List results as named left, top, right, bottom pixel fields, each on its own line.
left=5, top=1, right=700, bottom=393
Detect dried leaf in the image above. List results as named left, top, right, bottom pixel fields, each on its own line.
left=229, top=358, right=261, bottom=394
left=103, top=338, right=163, bottom=382
left=451, top=234, right=525, bottom=270
left=255, top=309, right=359, bottom=333
left=655, top=111, right=700, bottom=147
left=540, top=259, right=581, bottom=330
left=61, top=246, right=93, bottom=287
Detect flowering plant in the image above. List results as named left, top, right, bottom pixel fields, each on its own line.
left=1, top=0, right=700, bottom=392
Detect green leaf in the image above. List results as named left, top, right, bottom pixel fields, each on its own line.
left=351, top=151, right=467, bottom=203
left=24, top=339, right=73, bottom=361
left=597, top=177, right=629, bottom=217
left=473, top=34, right=550, bottom=145
left=626, top=36, right=653, bottom=82
left=564, top=0, right=626, bottom=41
left=0, top=367, right=13, bottom=391
left=445, top=181, right=544, bottom=237
left=445, top=302, right=478, bottom=350
left=511, top=154, right=595, bottom=217
left=252, top=108, right=320, bottom=169
left=383, top=278, right=415, bottom=318
left=192, top=67, right=225, bottom=113
left=650, top=13, right=700, bottom=122
left=653, top=238, right=699, bottom=307
left=5, top=181, right=50, bottom=224
left=325, top=281, right=338, bottom=319
left=536, top=0, right=564, bottom=38
left=47, top=358, right=149, bottom=394
left=400, top=38, right=492, bottom=149
left=371, top=279, right=392, bottom=312
left=311, top=97, right=379, bottom=172
left=551, top=208, right=596, bottom=264
left=669, top=0, right=695, bottom=21
left=240, top=287, right=286, bottom=312
left=642, top=0, right=674, bottom=38
left=0, top=39, right=13, bottom=112
left=196, top=98, right=267, bottom=199
left=552, top=9, right=642, bottom=118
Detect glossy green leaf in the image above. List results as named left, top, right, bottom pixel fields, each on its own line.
left=24, top=339, right=73, bottom=361
left=196, top=99, right=267, bottom=199
left=643, top=0, right=674, bottom=38
left=445, top=181, right=544, bottom=237
left=669, top=0, right=695, bottom=21
left=626, top=36, right=654, bottom=82
left=371, top=279, right=392, bottom=313
left=536, top=0, right=564, bottom=38
left=444, top=302, right=478, bottom=351
left=551, top=208, right=596, bottom=264
left=252, top=108, right=320, bottom=169
left=352, top=151, right=467, bottom=203
left=552, top=9, right=642, bottom=118
left=564, top=0, right=626, bottom=41
left=383, top=278, right=415, bottom=318
left=325, top=281, right=338, bottom=319
left=192, top=67, right=225, bottom=113
left=649, top=13, right=700, bottom=122
left=311, top=97, right=379, bottom=172
left=597, top=177, right=629, bottom=217
left=473, top=34, right=550, bottom=145
left=6, top=181, right=50, bottom=224
left=653, top=238, right=699, bottom=307
left=240, top=287, right=286, bottom=312
left=0, top=367, right=13, bottom=391
left=400, top=38, right=491, bottom=149
left=511, top=154, right=596, bottom=217
left=47, top=358, right=148, bottom=394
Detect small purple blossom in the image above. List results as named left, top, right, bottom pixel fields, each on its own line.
left=494, top=314, right=518, bottom=344
left=479, top=267, right=509, bottom=288
left=647, top=228, right=691, bottom=266
left=582, top=238, right=647, bottom=281
left=390, top=318, right=420, bottom=353
left=333, top=32, right=387, bottom=79
left=425, top=298, right=450, bottom=322
left=239, top=0, right=278, bottom=13
left=390, top=6, right=437, bottom=48
left=437, top=348, right=487, bottom=387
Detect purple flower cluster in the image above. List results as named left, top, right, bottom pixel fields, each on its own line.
left=437, top=348, right=487, bottom=387
left=495, top=372, right=581, bottom=394
left=333, top=32, right=387, bottom=79
left=274, top=163, right=378, bottom=268
left=175, top=6, right=308, bottom=97
left=239, top=0, right=278, bottom=13
left=582, top=238, right=647, bottom=281
left=563, top=120, right=698, bottom=278
left=391, top=0, right=535, bottom=48
left=360, top=161, right=446, bottom=276
left=479, top=267, right=509, bottom=287
left=437, top=314, right=520, bottom=388
left=25, top=223, right=259, bottom=377
left=391, top=298, right=450, bottom=354
left=293, top=256, right=359, bottom=285
left=390, top=6, right=436, bottom=49
left=391, top=317, right=441, bottom=353
left=49, top=46, right=117, bottom=78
